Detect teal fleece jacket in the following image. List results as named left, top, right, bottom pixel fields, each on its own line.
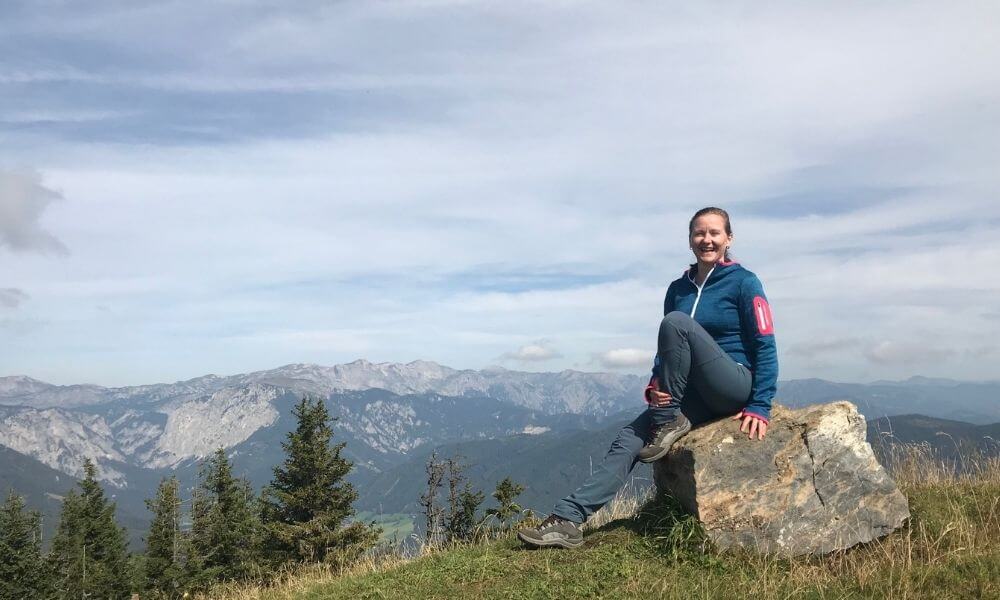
left=650, top=260, right=778, bottom=421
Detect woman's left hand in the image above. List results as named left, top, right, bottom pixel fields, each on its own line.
left=731, top=412, right=767, bottom=440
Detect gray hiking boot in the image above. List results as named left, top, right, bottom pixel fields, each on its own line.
left=638, top=413, right=691, bottom=463
left=517, top=514, right=584, bottom=549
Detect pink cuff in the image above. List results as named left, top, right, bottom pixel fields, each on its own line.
left=644, top=377, right=658, bottom=404
left=737, top=409, right=769, bottom=425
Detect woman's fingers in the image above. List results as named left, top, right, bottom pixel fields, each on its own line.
left=735, top=414, right=768, bottom=440
left=649, top=390, right=673, bottom=407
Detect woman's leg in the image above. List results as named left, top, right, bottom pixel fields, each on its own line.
left=657, top=311, right=751, bottom=425
left=550, top=409, right=653, bottom=524
left=541, top=312, right=750, bottom=528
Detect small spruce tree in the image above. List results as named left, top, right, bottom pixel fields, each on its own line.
left=450, top=483, right=486, bottom=542
left=48, top=459, right=131, bottom=600
left=187, top=449, right=260, bottom=588
left=262, top=395, right=378, bottom=566
left=0, top=490, right=52, bottom=599
left=143, top=476, right=184, bottom=598
left=486, top=477, right=525, bottom=528
left=442, top=457, right=485, bottom=543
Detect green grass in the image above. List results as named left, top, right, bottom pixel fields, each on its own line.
left=285, top=483, right=997, bottom=599
left=206, top=452, right=999, bottom=600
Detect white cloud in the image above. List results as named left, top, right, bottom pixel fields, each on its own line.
left=865, top=341, right=956, bottom=366
left=0, top=170, right=68, bottom=255
left=596, top=349, right=651, bottom=370
left=502, top=341, right=561, bottom=363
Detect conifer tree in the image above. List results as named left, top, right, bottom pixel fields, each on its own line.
left=443, top=457, right=485, bottom=542
left=449, top=484, right=486, bottom=542
left=143, top=476, right=184, bottom=598
left=485, top=477, right=525, bottom=528
left=48, top=459, right=131, bottom=600
left=0, top=490, right=52, bottom=599
left=187, top=449, right=260, bottom=588
left=262, top=396, right=378, bottom=566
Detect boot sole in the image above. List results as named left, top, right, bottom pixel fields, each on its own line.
left=517, top=531, right=584, bottom=549
left=638, top=420, right=692, bottom=463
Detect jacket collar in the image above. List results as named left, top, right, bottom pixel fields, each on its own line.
left=684, top=259, right=741, bottom=285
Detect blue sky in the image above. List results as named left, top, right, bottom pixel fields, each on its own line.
left=2, top=1, right=999, bottom=386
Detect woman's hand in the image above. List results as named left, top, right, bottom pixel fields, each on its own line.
left=644, top=377, right=674, bottom=408
left=732, top=412, right=767, bottom=440
left=647, top=389, right=673, bottom=408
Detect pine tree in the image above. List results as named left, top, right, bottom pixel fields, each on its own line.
left=0, top=490, right=52, bottom=599
left=48, top=459, right=131, bottom=600
left=143, top=476, right=184, bottom=598
left=450, top=484, right=486, bottom=542
left=485, top=477, right=525, bottom=528
left=187, top=449, right=260, bottom=588
left=262, top=396, right=378, bottom=567
left=183, top=487, right=211, bottom=590
left=443, top=457, right=485, bottom=543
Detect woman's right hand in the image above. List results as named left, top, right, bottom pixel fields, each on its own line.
left=644, top=378, right=673, bottom=407
left=647, top=389, right=674, bottom=407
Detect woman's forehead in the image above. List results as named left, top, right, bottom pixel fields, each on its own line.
left=691, top=214, right=727, bottom=230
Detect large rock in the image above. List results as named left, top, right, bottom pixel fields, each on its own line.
left=653, top=401, right=909, bottom=556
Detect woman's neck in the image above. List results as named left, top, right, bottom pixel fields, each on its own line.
left=695, top=260, right=717, bottom=285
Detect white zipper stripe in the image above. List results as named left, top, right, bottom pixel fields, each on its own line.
left=689, top=265, right=716, bottom=318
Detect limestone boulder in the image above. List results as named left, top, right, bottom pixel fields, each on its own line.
left=653, top=401, right=910, bottom=556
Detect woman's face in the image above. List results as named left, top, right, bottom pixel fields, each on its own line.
left=689, top=214, right=732, bottom=265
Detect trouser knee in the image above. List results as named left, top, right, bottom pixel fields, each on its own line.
left=662, top=311, right=693, bottom=329
left=660, top=311, right=694, bottom=341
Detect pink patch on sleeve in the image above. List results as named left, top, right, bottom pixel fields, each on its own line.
left=753, top=296, right=774, bottom=335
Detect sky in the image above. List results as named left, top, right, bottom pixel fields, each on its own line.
left=2, top=1, right=999, bottom=386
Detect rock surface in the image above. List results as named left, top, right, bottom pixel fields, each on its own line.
left=653, top=401, right=910, bottom=556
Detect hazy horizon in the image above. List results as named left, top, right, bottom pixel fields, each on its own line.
left=4, top=359, right=999, bottom=391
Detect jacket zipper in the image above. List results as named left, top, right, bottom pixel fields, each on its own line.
left=689, top=265, right=715, bottom=318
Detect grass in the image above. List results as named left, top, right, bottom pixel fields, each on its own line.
left=202, top=446, right=999, bottom=600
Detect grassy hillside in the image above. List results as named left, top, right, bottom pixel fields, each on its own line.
left=204, top=448, right=999, bottom=599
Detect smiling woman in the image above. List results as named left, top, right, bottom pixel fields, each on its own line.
left=518, top=206, right=779, bottom=549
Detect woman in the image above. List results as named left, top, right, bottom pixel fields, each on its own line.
left=518, top=207, right=778, bottom=549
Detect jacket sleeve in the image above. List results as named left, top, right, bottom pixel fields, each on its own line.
left=738, top=274, right=778, bottom=422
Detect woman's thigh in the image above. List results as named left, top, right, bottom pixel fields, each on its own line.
left=684, top=319, right=752, bottom=416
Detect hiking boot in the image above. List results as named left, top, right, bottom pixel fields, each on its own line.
left=638, top=413, right=691, bottom=463
left=517, top=514, right=584, bottom=549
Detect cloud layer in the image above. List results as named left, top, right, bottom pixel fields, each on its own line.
left=0, top=170, right=68, bottom=255
left=1, top=1, right=999, bottom=385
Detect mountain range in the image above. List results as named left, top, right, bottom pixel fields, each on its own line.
left=1, top=360, right=998, bottom=545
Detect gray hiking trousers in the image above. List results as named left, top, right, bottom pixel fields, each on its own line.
left=551, top=311, right=752, bottom=524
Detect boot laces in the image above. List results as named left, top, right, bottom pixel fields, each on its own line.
left=538, top=514, right=566, bottom=531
